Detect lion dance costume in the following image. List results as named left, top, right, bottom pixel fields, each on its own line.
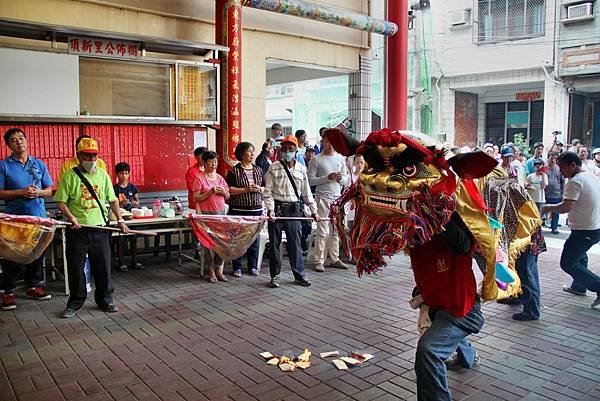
left=327, top=128, right=541, bottom=400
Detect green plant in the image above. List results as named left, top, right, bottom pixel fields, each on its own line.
left=513, top=133, right=531, bottom=158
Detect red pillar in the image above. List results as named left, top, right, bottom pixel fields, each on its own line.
left=215, top=0, right=242, bottom=175
left=385, top=0, right=408, bottom=130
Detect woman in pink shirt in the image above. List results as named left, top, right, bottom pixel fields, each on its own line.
left=193, top=151, right=230, bottom=283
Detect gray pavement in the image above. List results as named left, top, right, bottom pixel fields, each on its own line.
left=1, top=227, right=599, bottom=401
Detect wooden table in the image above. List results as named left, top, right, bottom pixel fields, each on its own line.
left=111, top=215, right=192, bottom=265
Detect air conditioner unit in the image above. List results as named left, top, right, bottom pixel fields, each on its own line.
left=567, top=3, right=593, bottom=18
left=450, top=9, right=472, bottom=26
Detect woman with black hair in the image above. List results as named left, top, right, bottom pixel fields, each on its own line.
left=193, top=151, right=230, bottom=283
left=226, top=142, right=265, bottom=277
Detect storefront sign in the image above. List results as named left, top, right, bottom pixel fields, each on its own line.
left=515, top=91, right=541, bottom=101
left=68, top=36, right=140, bottom=59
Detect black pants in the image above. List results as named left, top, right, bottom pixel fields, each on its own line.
left=1, top=254, right=44, bottom=293
left=114, top=234, right=138, bottom=268
left=268, top=219, right=305, bottom=280
left=66, top=228, right=113, bottom=310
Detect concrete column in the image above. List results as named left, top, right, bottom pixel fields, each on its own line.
left=542, top=78, right=569, bottom=146
left=348, top=55, right=372, bottom=141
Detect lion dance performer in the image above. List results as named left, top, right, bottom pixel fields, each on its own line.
left=327, top=128, right=540, bottom=401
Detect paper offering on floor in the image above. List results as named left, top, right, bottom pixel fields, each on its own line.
left=296, top=361, right=311, bottom=370
left=279, top=363, right=295, bottom=372
left=260, top=350, right=312, bottom=372
left=350, top=352, right=374, bottom=363
left=319, top=351, right=340, bottom=358
left=260, top=352, right=275, bottom=360
left=340, top=357, right=360, bottom=366
left=332, top=359, right=349, bottom=370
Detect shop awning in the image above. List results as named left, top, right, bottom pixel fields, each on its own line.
left=0, top=17, right=228, bottom=57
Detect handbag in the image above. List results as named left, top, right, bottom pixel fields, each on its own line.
left=72, top=167, right=110, bottom=226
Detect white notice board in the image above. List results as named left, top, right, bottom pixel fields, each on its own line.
left=0, top=48, right=79, bottom=115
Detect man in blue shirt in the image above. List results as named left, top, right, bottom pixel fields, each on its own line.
left=524, top=142, right=546, bottom=175
left=0, top=128, right=53, bottom=311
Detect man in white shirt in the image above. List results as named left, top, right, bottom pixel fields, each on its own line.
left=541, top=151, right=600, bottom=309
left=270, top=123, right=284, bottom=151
left=578, top=146, right=599, bottom=177
left=264, top=135, right=320, bottom=288
left=308, top=129, right=349, bottom=272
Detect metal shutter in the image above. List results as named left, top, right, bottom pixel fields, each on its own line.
left=529, top=100, right=544, bottom=145
left=485, top=102, right=506, bottom=144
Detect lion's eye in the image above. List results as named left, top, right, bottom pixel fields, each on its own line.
left=402, top=164, right=417, bottom=177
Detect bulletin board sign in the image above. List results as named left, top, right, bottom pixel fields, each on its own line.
left=68, top=36, right=140, bottom=59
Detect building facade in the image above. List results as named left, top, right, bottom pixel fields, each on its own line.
left=557, top=0, right=600, bottom=148
left=0, top=0, right=372, bottom=188
left=417, top=0, right=566, bottom=149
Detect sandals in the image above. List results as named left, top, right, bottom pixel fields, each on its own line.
left=206, top=266, right=218, bottom=283
left=215, top=266, right=228, bottom=282
left=232, top=270, right=242, bottom=278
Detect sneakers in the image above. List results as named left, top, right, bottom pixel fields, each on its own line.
left=562, top=285, right=586, bottom=296
left=232, top=270, right=242, bottom=278
left=3, top=288, right=51, bottom=310
left=26, top=287, right=52, bottom=301
left=118, top=265, right=129, bottom=272
left=592, top=294, right=600, bottom=309
left=330, top=260, right=349, bottom=269
left=314, top=263, right=325, bottom=272
left=269, top=275, right=280, bottom=288
left=133, top=262, right=144, bottom=270
left=99, top=303, right=119, bottom=313
left=472, top=349, right=480, bottom=368
left=445, top=349, right=480, bottom=370
left=2, top=293, right=16, bottom=311
left=294, top=277, right=311, bottom=287
left=61, top=307, right=80, bottom=318
left=512, top=312, right=539, bottom=321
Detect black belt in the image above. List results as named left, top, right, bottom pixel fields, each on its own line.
left=275, top=200, right=301, bottom=206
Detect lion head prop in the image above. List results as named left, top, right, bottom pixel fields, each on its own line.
left=327, top=128, right=539, bottom=301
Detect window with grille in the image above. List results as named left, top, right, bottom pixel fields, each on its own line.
left=477, top=0, right=545, bottom=43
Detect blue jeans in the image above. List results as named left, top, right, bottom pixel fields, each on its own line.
left=545, top=197, right=561, bottom=231
left=229, top=208, right=262, bottom=272
left=415, top=300, right=484, bottom=401
left=560, top=228, right=600, bottom=293
left=268, top=219, right=305, bottom=280
left=515, top=250, right=541, bottom=318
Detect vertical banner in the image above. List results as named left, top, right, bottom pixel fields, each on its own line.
left=216, top=0, right=242, bottom=175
